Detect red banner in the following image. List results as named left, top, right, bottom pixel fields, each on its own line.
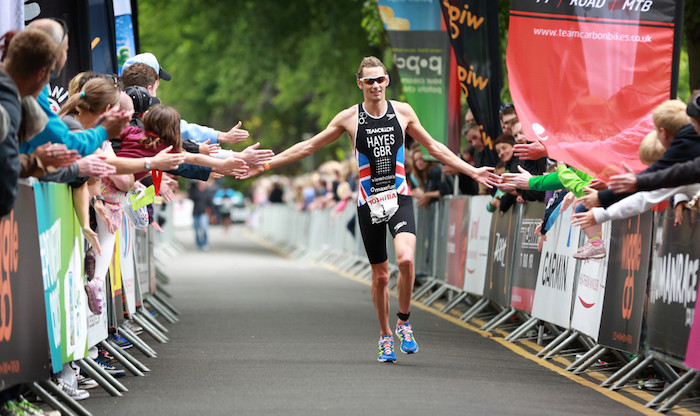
left=507, top=0, right=682, bottom=180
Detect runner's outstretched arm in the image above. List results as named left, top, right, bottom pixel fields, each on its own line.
left=239, top=108, right=352, bottom=179
left=397, top=102, right=500, bottom=188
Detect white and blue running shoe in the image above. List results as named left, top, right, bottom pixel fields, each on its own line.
left=377, top=335, right=396, bottom=362
left=395, top=322, right=418, bottom=354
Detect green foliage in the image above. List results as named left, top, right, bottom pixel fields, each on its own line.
left=138, top=0, right=385, bottom=193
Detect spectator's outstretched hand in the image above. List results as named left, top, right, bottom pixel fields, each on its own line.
left=501, top=165, right=532, bottom=190
left=199, top=139, right=221, bottom=156
left=34, top=143, right=79, bottom=169
left=675, top=201, right=687, bottom=227
left=588, top=178, right=608, bottom=191
left=152, top=146, right=186, bottom=171
left=239, top=142, right=275, bottom=166
left=607, top=163, right=638, bottom=193
left=218, top=121, right=250, bottom=144
left=82, top=225, right=101, bottom=255
left=577, top=186, right=601, bottom=210
left=471, top=166, right=500, bottom=188
left=513, top=140, right=547, bottom=160
left=77, top=155, right=117, bottom=177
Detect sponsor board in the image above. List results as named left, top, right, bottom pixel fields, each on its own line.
left=0, top=185, right=51, bottom=388
left=510, top=203, right=545, bottom=312
left=463, top=196, right=492, bottom=296
left=532, top=203, right=580, bottom=328
left=647, top=208, right=699, bottom=360
left=598, top=212, right=653, bottom=354
left=570, top=222, right=611, bottom=341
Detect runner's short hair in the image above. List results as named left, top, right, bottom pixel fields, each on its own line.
left=356, top=56, right=387, bottom=78
left=652, top=99, right=690, bottom=136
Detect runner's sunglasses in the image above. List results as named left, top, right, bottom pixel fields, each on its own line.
left=360, top=75, right=389, bottom=85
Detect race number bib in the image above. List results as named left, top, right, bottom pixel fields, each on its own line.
left=367, top=189, right=399, bottom=224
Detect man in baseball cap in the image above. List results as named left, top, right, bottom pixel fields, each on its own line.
left=123, top=52, right=171, bottom=81
left=687, top=93, right=700, bottom=136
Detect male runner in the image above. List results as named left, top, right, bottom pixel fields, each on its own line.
left=245, top=57, right=498, bottom=362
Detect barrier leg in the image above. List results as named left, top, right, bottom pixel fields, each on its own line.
left=423, top=284, right=448, bottom=307
left=137, top=307, right=169, bottom=333
left=566, top=344, right=603, bottom=371
left=537, top=329, right=571, bottom=357
left=412, top=279, right=439, bottom=301
left=74, top=359, right=122, bottom=396
left=28, top=381, right=78, bottom=416
left=479, top=306, right=509, bottom=331
left=459, top=298, right=489, bottom=322
left=645, top=369, right=697, bottom=408
left=131, top=315, right=169, bottom=343
left=543, top=330, right=580, bottom=360
left=505, top=317, right=539, bottom=342
left=600, top=353, right=644, bottom=387
left=611, top=355, right=655, bottom=391
left=153, top=291, right=181, bottom=316
left=101, top=340, right=149, bottom=374
left=38, top=380, right=92, bottom=416
left=652, top=360, right=680, bottom=384
left=483, top=308, right=517, bottom=332
left=440, top=292, right=468, bottom=314
left=117, top=327, right=157, bottom=357
left=572, top=347, right=609, bottom=375
left=145, top=297, right=179, bottom=324
left=657, top=371, right=699, bottom=413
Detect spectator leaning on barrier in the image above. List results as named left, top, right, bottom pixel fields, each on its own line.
left=0, top=28, right=63, bottom=216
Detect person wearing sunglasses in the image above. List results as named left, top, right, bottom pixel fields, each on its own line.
left=242, top=56, right=499, bottom=363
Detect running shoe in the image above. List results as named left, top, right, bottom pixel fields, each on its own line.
left=573, top=242, right=606, bottom=260
left=395, top=322, right=419, bottom=354
left=109, top=333, right=132, bottom=349
left=377, top=335, right=396, bottom=363
left=94, top=357, right=126, bottom=378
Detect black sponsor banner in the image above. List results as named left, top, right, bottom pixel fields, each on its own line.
left=0, top=185, right=51, bottom=389
left=510, top=202, right=545, bottom=313
left=440, top=0, right=501, bottom=164
left=647, top=208, right=699, bottom=360
left=598, top=211, right=654, bottom=354
left=484, top=205, right=518, bottom=307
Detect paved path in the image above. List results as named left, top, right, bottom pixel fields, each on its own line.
left=85, top=225, right=642, bottom=415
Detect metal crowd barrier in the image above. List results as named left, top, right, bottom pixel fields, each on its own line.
left=1, top=182, right=180, bottom=416
left=253, top=195, right=700, bottom=413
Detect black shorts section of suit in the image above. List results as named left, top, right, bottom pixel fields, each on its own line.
left=357, top=195, right=415, bottom=264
